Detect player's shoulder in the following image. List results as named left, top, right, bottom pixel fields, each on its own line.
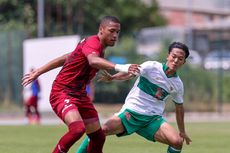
left=141, top=60, right=161, bottom=68
left=85, top=35, right=102, bottom=49
left=86, top=35, right=99, bottom=41
left=85, top=35, right=100, bottom=44
left=139, top=61, right=161, bottom=75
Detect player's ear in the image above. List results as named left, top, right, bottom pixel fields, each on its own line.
left=99, top=26, right=104, bottom=35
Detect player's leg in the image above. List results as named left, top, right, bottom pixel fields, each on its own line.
left=154, top=122, right=183, bottom=153
left=76, top=108, right=141, bottom=153
left=25, top=103, right=31, bottom=118
left=135, top=116, right=182, bottom=153
left=84, top=121, right=105, bottom=153
left=79, top=100, right=113, bottom=153
left=50, top=94, right=88, bottom=153
left=76, top=136, right=89, bottom=153
left=76, top=115, right=124, bottom=153
left=25, top=96, right=33, bottom=118
left=53, top=109, right=85, bottom=153
left=54, top=109, right=106, bottom=153
left=25, top=96, right=35, bottom=123
left=76, top=108, right=145, bottom=153
left=103, top=115, right=125, bottom=135
left=33, top=97, right=41, bottom=122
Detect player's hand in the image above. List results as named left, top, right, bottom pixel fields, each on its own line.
left=22, top=69, right=40, bottom=87
left=180, top=132, right=192, bottom=145
left=128, top=64, right=140, bottom=75
left=97, top=70, right=113, bottom=82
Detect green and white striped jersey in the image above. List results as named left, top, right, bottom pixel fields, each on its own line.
left=121, top=61, right=184, bottom=116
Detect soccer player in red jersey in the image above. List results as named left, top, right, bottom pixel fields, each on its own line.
left=24, top=68, right=41, bottom=124
left=22, top=16, right=139, bottom=153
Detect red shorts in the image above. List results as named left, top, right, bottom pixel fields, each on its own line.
left=50, top=91, right=99, bottom=123
left=26, top=96, right=38, bottom=106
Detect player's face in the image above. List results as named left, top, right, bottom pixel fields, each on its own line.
left=99, top=21, right=120, bottom=47
left=166, top=48, right=186, bottom=71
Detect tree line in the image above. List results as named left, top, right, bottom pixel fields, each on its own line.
left=0, top=0, right=165, bottom=37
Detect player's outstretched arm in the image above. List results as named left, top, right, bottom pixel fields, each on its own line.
left=98, top=70, right=134, bottom=82
left=22, top=53, right=69, bottom=87
left=87, top=53, right=140, bottom=75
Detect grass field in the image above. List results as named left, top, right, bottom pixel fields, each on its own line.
left=0, top=122, right=229, bottom=153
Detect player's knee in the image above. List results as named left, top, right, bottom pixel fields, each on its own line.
left=102, top=117, right=123, bottom=135
left=102, top=124, right=109, bottom=135
left=170, top=136, right=183, bottom=148
left=102, top=125, right=118, bottom=136
left=68, top=121, right=85, bottom=136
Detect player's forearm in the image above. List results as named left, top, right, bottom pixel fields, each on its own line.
left=87, top=54, right=114, bottom=70
left=89, top=57, right=135, bottom=73
left=37, top=53, right=68, bottom=76
left=88, top=54, right=139, bottom=74
left=90, top=57, right=116, bottom=70
left=175, top=104, right=186, bottom=133
left=88, top=55, right=132, bottom=72
left=112, top=72, right=133, bottom=81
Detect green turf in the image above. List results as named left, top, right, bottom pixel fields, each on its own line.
left=0, top=122, right=229, bottom=153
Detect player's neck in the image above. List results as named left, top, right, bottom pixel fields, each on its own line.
left=97, top=33, right=107, bottom=48
left=163, top=63, right=177, bottom=78
left=166, top=69, right=176, bottom=77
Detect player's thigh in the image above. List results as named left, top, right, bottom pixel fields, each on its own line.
left=136, top=117, right=164, bottom=141
left=65, top=108, right=101, bottom=134
left=154, top=122, right=182, bottom=145
left=78, top=104, right=102, bottom=134
left=103, top=115, right=124, bottom=135
left=64, top=109, right=83, bottom=125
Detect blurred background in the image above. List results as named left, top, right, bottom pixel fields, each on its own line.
left=0, top=0, right=230, bottom=123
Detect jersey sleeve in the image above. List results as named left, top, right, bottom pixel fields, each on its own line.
left=139, top=61, right=156, bottom=76
left=82, top=38, right=101, bottom=57
left=172, top=82, right=184, bottom=104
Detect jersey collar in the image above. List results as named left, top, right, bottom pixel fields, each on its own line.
left=162, top=63, right=178, bottom=78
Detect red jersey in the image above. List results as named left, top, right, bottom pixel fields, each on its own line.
left=51, top=35, right=104, bottom=97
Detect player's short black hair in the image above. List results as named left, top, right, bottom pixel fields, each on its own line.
left=168, top=42, right=190, bottom=59
left=100, top=16, right=120, bottom=26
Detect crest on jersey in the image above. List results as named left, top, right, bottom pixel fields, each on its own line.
left=125, top=112, right=131, bottom=120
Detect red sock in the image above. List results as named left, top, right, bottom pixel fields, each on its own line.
left=53, top=121, right=85, bottom=153
left=87, top=128, right=105, bottom=153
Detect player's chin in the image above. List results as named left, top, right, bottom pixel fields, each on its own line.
left=107, top=41, right=116, bottom=46
left=169, top=65, right=177, bottom=71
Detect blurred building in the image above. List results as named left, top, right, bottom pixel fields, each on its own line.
left=138, top=0, right=230, bottom=60
left=157, top=0, right=230, bottom=27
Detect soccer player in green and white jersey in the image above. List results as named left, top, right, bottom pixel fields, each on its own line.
left=76, top=42, right=192, bottom=153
